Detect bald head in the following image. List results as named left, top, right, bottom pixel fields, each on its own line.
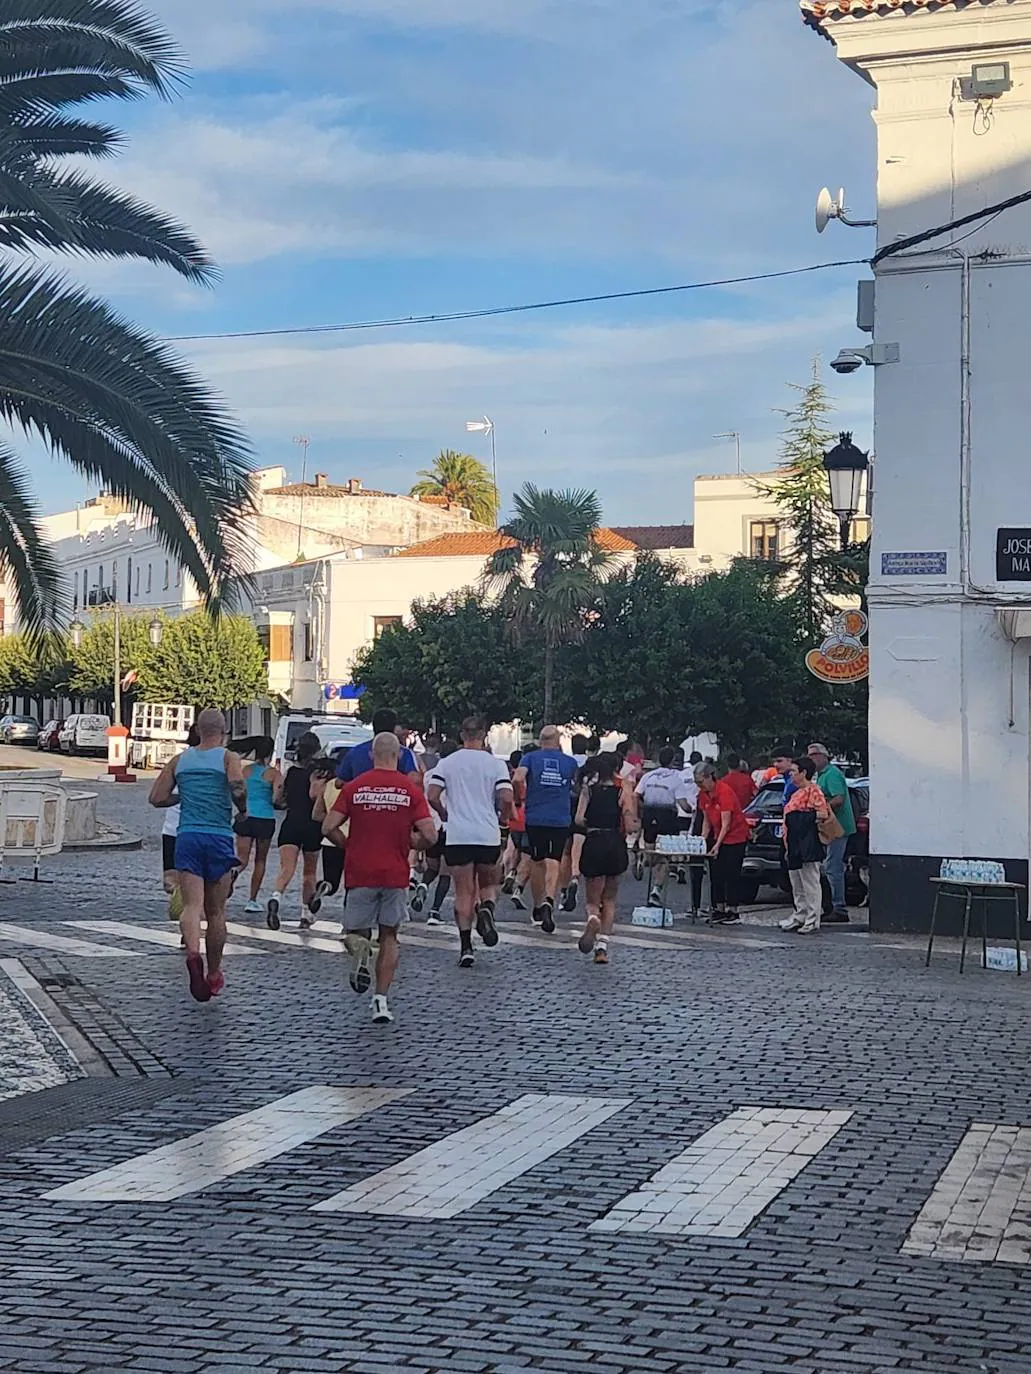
left=539, top=725, right=561, bottom=749
left=196, top=708, right=226, bottom=743
left=372, top=731, right=401, bottom=768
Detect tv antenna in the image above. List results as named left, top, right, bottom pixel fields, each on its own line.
left=816, top=186, right=877, bottom=233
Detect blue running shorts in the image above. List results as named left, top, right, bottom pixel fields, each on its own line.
left=174, top=832, right=237, bottom=883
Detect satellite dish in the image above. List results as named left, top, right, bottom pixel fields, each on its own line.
left=816, top=186, right=845, bottom=234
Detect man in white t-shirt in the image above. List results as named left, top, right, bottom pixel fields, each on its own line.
left=427, top=716, right=514, bottom=968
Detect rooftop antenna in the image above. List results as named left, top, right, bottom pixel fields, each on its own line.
left=294, top=435, right=310, bottom=559
left=714, top=431, right=742, bottom=474
left=816, top=186, right=877, bottom=233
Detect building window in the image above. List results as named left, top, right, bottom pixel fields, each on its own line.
left=73, top=571, right=79, bottom=612
left=373, top=616, right=403, bottom=639
left=257, top=625, right=271, bottom=660
left=134, top=562, right=141, bottom=599
left=146, top=563, right=152, bottom=594
left=111, top=558, right=118, bottom=601
left=175, top=564, right=182, bottom=588
left=98, top=563, right=104, bottom=599
left=163, top=559, right=169, bottom=591
left=261, top=707, right=272, bottom=738
left=126, top=557, right=133, bottom=604
left=269, top=624, right=292, bottom=662
left=749, top=520, right=780, bottom=561
left=303, top=622, right=314, bottom=662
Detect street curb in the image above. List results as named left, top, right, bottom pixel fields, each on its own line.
left=63, top=834, right=144, bottom=852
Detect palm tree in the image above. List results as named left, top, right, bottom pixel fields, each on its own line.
left=0, top=1, right=253, bottom=631
left=410, top=450, right=499, bottom=526
left=485, top=484, right=611, bottom=722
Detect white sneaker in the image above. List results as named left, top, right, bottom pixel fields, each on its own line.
left=371, top=995, right=393, bottom=1024
left=425, top=912, right=444, bottom=926
left=244, top=899, right=262, bottom=915
left=799, top=920, right=821, bottom=935
left=779, top=915, right=804, bottom=932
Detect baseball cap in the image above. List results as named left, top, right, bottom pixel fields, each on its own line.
left=807, top=742, right=830, bottom=757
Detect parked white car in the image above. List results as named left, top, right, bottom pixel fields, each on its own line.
left=58, top=713, right=111, bottom=756
left=272, top=713, right=373, bottom=768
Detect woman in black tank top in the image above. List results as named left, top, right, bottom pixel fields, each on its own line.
left=573, top=754, right=635, bottom=966
left=267, top=733, right=323, bottom=931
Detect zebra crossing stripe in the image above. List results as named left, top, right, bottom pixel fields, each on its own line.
left=224, top=921, right=345, bottom=953
left=590, top=1106, right=853, bottom=1237
left=0, top=922, right=139, bottom=959
left=313, top=1093, right=631, bottom=1219
left=903, top=1123, right=1031, bottom=1264
left=42, top=1086, right=413, bottom=1203
left=68, top=920, right=262, bottom=955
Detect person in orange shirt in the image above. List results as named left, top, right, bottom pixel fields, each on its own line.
left=695, top=761, right=752, bottom=925
left=722, top=758, right=757, bottom=810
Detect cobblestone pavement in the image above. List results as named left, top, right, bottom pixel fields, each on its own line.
left=0, top=784, right=1030, bottom=1372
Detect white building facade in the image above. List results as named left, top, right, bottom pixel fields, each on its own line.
left=804, top=0, right=1031, bottom=931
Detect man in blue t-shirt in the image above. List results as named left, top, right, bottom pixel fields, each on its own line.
left=512, top=725, right=578, bottom=931
left=337, top=708, right=418, bottom=782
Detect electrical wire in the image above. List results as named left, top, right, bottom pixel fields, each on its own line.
left=872, top=187, right=1031, bottom=264
left=166, top=258, right=868, bottom=343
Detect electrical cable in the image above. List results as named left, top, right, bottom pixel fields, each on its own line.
left=166, top=258, right=868, bottom=343
left=872, top=187, right=1031, bottom=264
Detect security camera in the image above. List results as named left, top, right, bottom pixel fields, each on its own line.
left=831, top=348, right=868, bottom=375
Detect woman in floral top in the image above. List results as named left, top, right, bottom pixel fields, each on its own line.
left=778, top=756, right=830, bottom=935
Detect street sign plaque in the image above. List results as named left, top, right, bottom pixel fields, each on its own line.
left=997, top=529, right=1031, bottom=581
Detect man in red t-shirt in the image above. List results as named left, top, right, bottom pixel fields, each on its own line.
left=695, top=761, right=752, bottom=926
left=322, top=732, right=436, bottom=1024
left=722, top=759, right=757, bottom=810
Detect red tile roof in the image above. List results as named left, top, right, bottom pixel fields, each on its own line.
left=611, top=524, right=694, bottom=551
left=803, top=0, right=1003, bottom=32
left=394, top=529, right=637, bottom=558
left=271, top=482, right=391, bottom=498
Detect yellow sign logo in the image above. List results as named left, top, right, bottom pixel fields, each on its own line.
left=806, top=610, right=870, bottom=684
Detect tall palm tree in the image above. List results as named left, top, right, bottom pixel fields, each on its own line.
left=485, top=484, right=611, bottom=722
left=410, top=450, right=499, bottom=527
left=0, top=1, right=253, bottom=631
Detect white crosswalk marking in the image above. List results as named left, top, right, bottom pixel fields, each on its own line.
left=224, top=921, right=345, bottom=953
left=903, top=1124, right=1031, bottom=1263
left=590, top=1107, right=853, bottom=1237
left=313, top=1093, right=631, bottom=1219
left=42, top=1086, right=413, bottom=1203
left=68, top=920, right=261, bottom=955
left=0, top=921, right=139, bottom=959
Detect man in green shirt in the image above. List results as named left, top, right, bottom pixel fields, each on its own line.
left=808, top=742, right=855, bottom=923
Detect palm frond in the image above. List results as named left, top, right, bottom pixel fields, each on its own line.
left=0, top=69, right=139, bottom=115
left=0, top=439, right=61, bottom=634
left=10, top=112, right=122, bottom=157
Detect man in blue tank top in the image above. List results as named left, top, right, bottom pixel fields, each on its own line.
left=512, top=725, right=579, bottom=932
left=150, top=708, right=248, bottom=1002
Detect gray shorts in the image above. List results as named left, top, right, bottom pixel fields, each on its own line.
left=343, top=887, right=408, bottom=933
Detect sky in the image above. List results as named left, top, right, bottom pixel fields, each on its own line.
left=41, top=0, right=879, bottom=523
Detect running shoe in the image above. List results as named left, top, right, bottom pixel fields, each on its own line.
left=410, top=882, right=428, bottom=914
left=716, top=912, right=742, bottom=926
left=185, top=952, right=211, bottom=1003
left=266, top=895, right=281, bottom=931
left=426, top=912, right=445, bottom=926
left=475, top=900, right=499, bottom=948
left=207, top=969, right=226, bottom=997
left=299, top=912, right=315, bottom=930
left=539, top=897, right=556, bottom=934
left=511, top=888, right=527, bottom=911
left=647, top=887, right=664, bottom=908
left=593, top=944, right=609, bottom=965
left=561, top=880, right=579, bottom=913
left=578, top=914, right=601, bottom=955
left=167, top=886, right=184, bottom=922
left=345, top=934, right=373, bottom=994
left=799, top=920, right=821, bottom=935
left=458, top=948, right=475, bottom=969
left=501, top=873, right=516, bottom=896
left=243, top=899, right=262, bottom=915
left=779, top=915, right=804, bottom=932
left=371, top=995, right=394, bottom=1024
left=308, top=880, right=332, bottom=917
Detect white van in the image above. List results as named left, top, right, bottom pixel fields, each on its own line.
left=272, top=713, right=373, bottom=768
left=59, top=714, right=111, bottom=756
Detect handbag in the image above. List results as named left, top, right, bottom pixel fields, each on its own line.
left=817, top=810, right=845, bottom=845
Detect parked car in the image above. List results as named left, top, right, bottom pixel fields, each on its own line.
left=0, top=714, right=40, bottom=746
left=58, top=713, right=111, bottom=756
left=37, top=719, right=64, bottom=752
left=740, top=774, right=870, bottom=907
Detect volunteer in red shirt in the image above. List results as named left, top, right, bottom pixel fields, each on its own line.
left=322, top=731, right=436, bottom=1025
left=695, top=761, right=751, bottom=926
left=722, top=758, right=757, bottom=810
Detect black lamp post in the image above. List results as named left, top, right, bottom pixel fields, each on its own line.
left=823, top=431, right=869, bottom=549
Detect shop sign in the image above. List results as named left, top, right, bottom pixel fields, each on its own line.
left=806, top=610, right=870, bottom=684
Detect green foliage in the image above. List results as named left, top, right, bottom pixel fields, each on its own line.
left=353, top=592, right=540, bottom=735
left=68, top=611, right=156, bottom=703
left=0, top=2, right=254, bottom=630
left=410, top=450, right=499, bottom=526
left=137, top=613, right=267, bottom=710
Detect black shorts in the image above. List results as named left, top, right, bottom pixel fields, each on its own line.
left=278, top=819, right=323, bottom=853
left=511, top=830, right=530, bottom=854
left=443, top=844, right=501, bottom=869
left=162, top=834, right=177, bottom=872
left=526, top=826, right=570, bottom=863
left=234, top=816, right=276, bottom=842
left=642, top=806, right=681, bottom=846
left=580, top=830, right=630, bottom=880
left=427, top=830, right=447, bottom=862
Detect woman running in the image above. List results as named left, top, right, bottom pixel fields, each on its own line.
left=267, top=732, right=322, bottom=930
left=576, top=754, right=637, bottom=965
left=234, top=736, right=281, bottom=914
left=309, top=755, right=344, bottom=914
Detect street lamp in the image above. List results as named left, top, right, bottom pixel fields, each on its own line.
left=823, top=431, right=869, bottom=548
left=465, top=417, right=497, bottom=526
left=69, top=617, right=84, bottom=650
left=148, top=616, right=163, bottom=648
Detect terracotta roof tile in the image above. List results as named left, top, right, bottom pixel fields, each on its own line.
left=610, top=524, right=694, bottom=551
left=803, top=0, right=1003, bottom=33
left=272, top=482, right=391, bottom=498
left=394, top=528, right=637, bottom=558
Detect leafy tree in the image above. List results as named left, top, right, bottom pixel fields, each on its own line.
left=0, top=1, right=253, bottom=630
left=410, top=450, right=499, bottom=526
left=137, top=613, right=266, bottom=710
left=68, top=612, right=156, bottom=706
left=485, top=484, right=611, bottom=723
left=353, top=592, right=540, bottom=735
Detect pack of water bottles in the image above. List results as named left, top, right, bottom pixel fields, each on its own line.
left=656, top=833, right=706, bottom=857
left=940, top=858, right=1006, bottom=885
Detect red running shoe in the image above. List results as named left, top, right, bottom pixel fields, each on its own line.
left=207, top=969, right=225, bottom=998
left=186, top=953, right=211, bottom=1002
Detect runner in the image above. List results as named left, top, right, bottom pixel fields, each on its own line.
left=309, top=755, right=344, bottom=914
left=417, top=740, right=458, bottom=923
left=336, top=707, right=418, bottom=782
left=576, top=754, right=637, bottom=964
left=148, top=708, right=247, bottom=1002
left=635, top=747, right=694, bottom=906
left=512, top=727, right=576, bottom=932
left=559, top=734, right=600, bottom=912
left=267, top=731, right=322, bottom=931
left=427, top=717, right=513, bottom=968
left=322, top=732, right=437, bottom=1023
left=160, top=724, right=201, bottom=935
left=233, top=736, right=280, bottom=915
